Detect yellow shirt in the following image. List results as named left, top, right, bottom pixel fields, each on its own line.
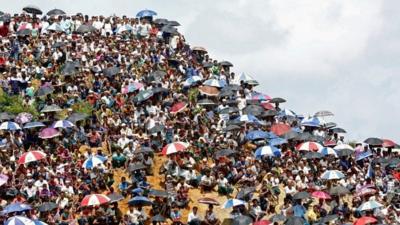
left=306, top=209, right=317, bottom=222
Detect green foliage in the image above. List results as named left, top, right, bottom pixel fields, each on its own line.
left=71, top=101, right=94, bottom=115
left=0, top=88, right=39, bottom=118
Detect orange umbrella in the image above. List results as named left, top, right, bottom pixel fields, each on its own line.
left=271, top=123, right=291, bottom=136
left=198, top=86, right=219, bottom=96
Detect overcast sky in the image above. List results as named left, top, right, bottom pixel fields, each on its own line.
left=2, top=0, right=400, bottom=142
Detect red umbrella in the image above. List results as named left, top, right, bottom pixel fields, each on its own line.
left=296, top=141, right=323, bottom=151
left=198, top=197, right=220, bottom=205
left=353, top=216, right=377, bottom=225
left=18, top=151, right=47, bottom=164
left=261, top=102, right=275, bottom=110
left=170, top=102, right=187, bottom=114
left=393, top=171, right=400, bottom=181
left=162, top=142, right=189, bottom=155
left=323, top=140, right=337, bottom=147
left=81, top=194, right=110, bottom=207
left=311, top=191, right=331, bottom=199
left=199, top=85, right=219, bottom=96
left=253, top=220, right=271, bottom=225
left=271, top=123, right=291, bottom=136
left=382, top=139, right=397, bottom=148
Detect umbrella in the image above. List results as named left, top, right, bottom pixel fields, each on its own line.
left=197, top=99, right=217, bottom=106
left=0, top=121, right=21, bottom=130
left=314, top=110, right=334, bottom=117
left=243, top=105, right=265, bottom=116
left=67, top=113, right=88, bottom=123
left=81, top=194, right=110, bottom=207
left=15, top=112, right=33, bottom=124
left=36, top=86, right=54, bottom=96
left=41, top=104, right=62, bottom=113
left=271, top=123, right=291, bottom=136
left=218, top=90, right=235, bottom=98
left=134, top=147, right=154, bottom=154
left=127, top=82, right=144, bottom=92
left=148, top=70, right=167, bottom=81
left=222, top=85, right=242, bottom=92
left=222, top=199, right=246, bottom=208
left=269, top=214, right=286, bottom=223
left=38, top=202, right=58, bottom=212
left=253, top=220, right=271, bottom=225
left=199, top=85, right=219, bottom=96
left=293, top=191, right=310, bottom=200
left=252, top=92, right=272, bottom=101
left=219, top=61, right=233, bottom=67
left=116, top=24, right=133, bottom=33
left=255, top=146, right=281, bottom=158
left=128, top=196, right=152, bottom=206
left=23, top=5, right=42, bottom=14
left=76, top=24, right=96, bottom=33
left=148, top=189, right=169, bottom=198
left=107, top=193, right=124, bottom=203
left=364, top=137, right=383, bottom=146
left=133, top=90, right=154, bottom=103
left=16, top=29, right=31, bottom=36
left=382, top=139, right=397, bottom=148
left=192, top=46, right=207, bottom=52
left=18, top=151, right=47, bottom=164
left=1, top=203, right=32, bottom=214
left=0, top=174, right=9, bottom=186
left=162, top=142, right=189, bottom=155
left=224, top=125, right=241, bottom=132
left=170, top=102, right=187, bottom=114
left=198, top=197, right=220, bottom=205
left=330, top=127, right=346, bottom=133
left=153, top=18, right=169, bottom=25
left=261, top=102, right=275, bottom=111
left=324, top=140, right=337, bottom=147
left=136, top=9, right=157, bottom=18
left=149, top=124, right=165, bottom=134
left=102, top=67, right=120, bottom=77
left=220, top=107, right=239, bottom=114
left=51, top=120, right=75, bottom=129
left=281, top=130, right=299, bottom=140
left=161, top=25, right=179, bottom=34
left=128, top=163, right=147, bottom=172
left=296, top=141, right=323, bottom=151
left=356, top=151, right=373, bottom=161
left=355, top=188, right=377, bottom=197
left=47, top=9, right=66, bottom=16
left=236, top=187, right=256, bottom=200
left=319, top=147, right=338, bottom=157
left=61, top=62, right=78, bottom=76
left=319, top=214, right=338, bottom=224
left=269, top=137, right=288, bottom=146
left=270, top=97, right=286, bottom=104
left=46, top=23, right=64, bottom=32
left=311, top=191, right=331, bottom=200
left=233, top=216, right=253, bottom=225
left=301, top=116, right=323, bottom=127
left=0, top=112, right=14, bottom=121
left=183, top=76, right=202, bottom=87
left=38, top=128, right=60, bottom=139
left=151, top=87, right=169, bottom=94
left=357, top=200, right=383, bottom=211
left=284, top=216, right=305, bottom=225
left=246, top=130, right=270, bottom=140
left=203, top=79, right=225, bottom=88
left=334, top=144, right=354, bottom=151
left=214, top=149, right=236, bottom=158
left=152, top=215, right=166, bottom=222
left=303, top=152, right=323, bottom=159
left=82, top=155, right=107, bottom=169
left=33, top=221, right=48, bottom=225
left=336, top=149, right=354, bottom=157
left=237, top=73, right=257, bottom=84
left=354, top=216, right=377, bottom=225
left=4, top=216, right=35, bottom=225
left=234, top=114, right=263, bottom=124
left=167, top=20, right=180, bottom=26
left=321, top=170, right=345, bottom=180
left=329, top=186, right=350, bottom=196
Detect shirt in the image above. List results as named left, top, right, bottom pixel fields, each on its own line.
left=188, top=212, right=199, bottom=222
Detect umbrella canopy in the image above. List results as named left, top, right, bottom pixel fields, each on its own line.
left=133, top=90, right=154, bottom=103
left=51, top=120, right=75, bottom=129
left=153, top=18, right=169, bottom=25
left=252, top=92, right=272, bottom=101
left=281, top=130, right=299, bottom=140
left=136, top=9, right=157, bottom=18
left=334, top=144, right=354, bottom=151
left=318, top=214, right=338, bottom=224
left=23, top=5, right=42, bottom=14
left=170, top=102, right=187, bottom=114
left=269, top=137, right=288, bottom=146
left=102, top=67, right=120, bottom=77
left=203, top=79, right=225, bottom=88
left=243, top=105, right=265, bottom=116
left=270, top=97, right=286, bottom=104
left=15, top=112, right=33, bottom=124
left=364, top=137, right=383, bottom=146
left=135, top=147, right=154, bottom=154
left=246, top=130, right=270, bottom=140
left=152, top=215, right=166, bottom=222
left=198, top=197, right=220, bottom=205
left=234, top=114, right=263, bottom=124
left=0, top=112, right=15, bottom=121
left=311, top=191, right=331, bottom=199
left=214, top=149, right=236, bottom=158
left=269, top=214, right=286, bottom=223
left=33, top=220, right=48, bottom=225
left=67, top=113, right=88, bottom=123
left=253, top=220, right=271, bottom=225
left=354, top=216, right=377, bottom=225
left=149, top=124, right=165, bottom=134
left=148, top=189, right=169, bottom=198
left=76, top=24, right=96, bottom=33
left=199, top=85, right=219, bottom=96
left=318, top=147, right=338, bottom=157
left=219, top=61, right=233, bottom=67
left=296, top=141, right=323, bottom=151
left=162, top=142, right=189, bottom=155
left=220, top=107, right=239, bottom=114
left=1, top=203, right=32, bottom=214
left=382, top=139, right=397, bottom=148
left=355, top=188, right=377, bottom=197
left=41, top=104, right=62, bottom=113
left=47, top=9, right=66, bottom=16
left=128, top=196, right=152, bottom=206
left=303, top=151, right=323, bottom=159
left=4, top=216, right=35, bottom=225
left=82, top=155, right=107, bottom=169
left=0, top=174, right=9, bottom=186
left=192, top=46, right=207, bottom=52
left=116, top=24, right=133, bottom=33
left=314, top=110, right=334, bottom=117
left=81, top=194, right=110, bottom=207
left=39, top=128, right=60, bottom=139
left=255, top=146, right=281, bottom=158
left=301, top=116, right=323, bottom=127
left=161, top=25, right=178, bottom=34
left=336, top=149, right=354, bottom=157
left=18, top=151, right=47, bottom=164
left=167, top=20, right=180, bottom=26
left=222, top=199, right=246, bottom=208
left=197, top=99, right=217, bottom=106
left=183, top=76, right=202, bottom=87
left=16, top=29, right=31, bottom=36
left=329, top=186, right=350, bottom=196
left=271, top=123, right=291, bottom=136
left=38, top=202, right=58, bottom=212
left=321, top=170, right=345, bottom=180
left=128, top=163, right=147, bottom=172
left=330, top=127, right=346, bottom=133
left=107, top=193, right=124, bottom=203
left=357, top=200, right=383, bottom=211
left=61, top=62, right=78, bottom=75
left=293, top=191, right=310, bottom=200
left=0, top=121, right=21, bottom=130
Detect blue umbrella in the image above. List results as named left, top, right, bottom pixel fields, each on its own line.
left=255, top=146, right=281, bottom=158
left=132, top=188, right=144, bottom=194
left=82, top=155, right=107, bottom=169
left=203, top=79, right=226, bottom=88
left=136, top=9, right=157, bottom=18
left=33, top=220, right=48, bottom=225
left=23, top=122, right=45, bottom=129
left=1, top=202, right=32, bottom=214
left=301, top=116, right=323, bottom=127
left=4, top=216, right=35, bottom=225
left=183, top=76, right=202, bottom=87
left=269, top=137, right=288, bottom=146
left=0, top=121, right=21, bottom=130
left=234, top=114, right=264, bottom=125
left=51, top=120, right=75, bottom=129
left=278, top=109, right=297, bottom=118
left=128, top=196, right=152, bottom=206
left=356, top=151, right=373, bottom=161
left=245, top=130, right=269, bottom=140
left=222, top=199, right=246, bottom=208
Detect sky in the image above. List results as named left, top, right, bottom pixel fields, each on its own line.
left=2, top=0, right=400, bottom=141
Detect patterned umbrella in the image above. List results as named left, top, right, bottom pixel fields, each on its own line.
left=39, top=128, right=60, bottom=139
left=15, top=112, right=33, bottom=124
left=18, top=151, right=47, bottom=164
left=319, top=147, right=338, bottom=157
left=81, top=194, right=110, bottom=207
left=222, top=199, right=246, bottom=208
left=82, top=155, right=107, bottom=169
left=162, top=142, right=189, bottom=155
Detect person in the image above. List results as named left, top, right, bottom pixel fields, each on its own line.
left=170, top=206, right=183, bottom=225
left=204, top=205, right=220, bottom=225
left=216, top=172, right=233, bottom=196
left=188, top=206, right=201, bottom=225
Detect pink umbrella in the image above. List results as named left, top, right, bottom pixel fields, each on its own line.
left=162, top=142, right=189, bottom=155
left=39, top=127, right=60, bottom=139
left=311, top=191, right=331, bottom=199
left=15, top=112, right=33, bottom=124
left=81, top=194, right=110, bottom=207
left=0, top=174, right=9, bottom=186
left=18, top=150, right=47, bottom=164
left=170, top=102, right=187, bottom=114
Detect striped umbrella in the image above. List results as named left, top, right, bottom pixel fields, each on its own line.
left=162, top=142, right=189, bottom=155
left=81, top=194, right=110, bottom=207
left=296, top=141, right=323, bottom=151
left=222, top=199, right=246, bottom=209
left=311, top=191, right=331, bottom=200
left=38, top=128, right=60, bottom=139
left=0, top=121, right=21, bottom=130
left=4, top=216, right=35, bottom=225
left=320, top=170, right=345, bottom=180
left=357, top=200, right=383, bottom=211
left=255, top=146, right=281, bottom=158
left=51, top=120, right=75, bottom=129
left=319, top=147, right=338, bottom=157
left=170, top=102, right=187, bottom=114
left=82, top=155, right=107, bottom=169
left=18, top=151, right=47, bottom=164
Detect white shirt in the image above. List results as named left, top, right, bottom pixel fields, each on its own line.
left=188, top=212, right=200, bottom=222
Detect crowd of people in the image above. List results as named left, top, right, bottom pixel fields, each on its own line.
left=0, top=6, right=399, bottom=225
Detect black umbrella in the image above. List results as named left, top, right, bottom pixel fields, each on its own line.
left=214, top=149, right=236, bottom=158
left=364, top=137, right=383, bottom=146
left=219, top=61, right=233, bottom=67
left=294, top=132, right=314, bottom=141
left=236, top=187, right=256, bottom=200
left=281, top=130, right=298, bottom=140
left=6, top=188, right=19, bottom=197
left=330, top=127, right=346, bottom=133
left=152, top=214, right=166, bottom=222
left=269, top=214, right=286, bottom=223
left=293, top=191, right=311, bottom=200
left=260, top=110, right=277, bottom=117
left=135, top=147, right=153, bottom=154
left=128, top=196, right=152, bottom=206
left=153, top=18, right=169, bottom=25
left=107, top=193, right=124, bottom=203
left=36, top=86, right=54, bottom=96
left=62, top=62, right=78, bottom=76
left=202, top=62, right=214, bottom=68
left=223, top=125, right=241, bottom=132
left=23, top=5, right=42, bottom=14
left=232, top=216, right=253, bottom=225
left=103, top=67, right=120, bottom=77
left=270, top=97, right=286, bottom=104
left=198, top=99, right=217, bottom=106
left=51, top=42, right=66, bottom=48
left=149, top=125, right=165, bottom=133
left=220, top=107, right=239, bottom=114
left=161, top=25, right=179, bottom=34
left=222, top=85, right=242, bottom=92
left=243, top=105, right=264, bottom=116
left=128, top=163, right=147, bottom=172
left=16, top=29, right=31, bottom=36
left=285, top=216, right=305, bottom=225
left=38, top=202, right=58, bottom=212
left=47, top=9, right=66, bottom=16
left=0, top=112, right=15, bottom=121
left=167, top=20, right=180, bottom=26
left=148, top=70, right=167, bottom=81
left=219, top=90, right=235, bottom=98
left=319, top=214, right=339, bottom=223
left=67, top=113, right=88, bottom=123
left=336, top=149, right=353, bottom=157
left=303, top=152, right=323, bottom=159
left=148, top=189, right=169, bottom=198
left=329, top=186, right=350, bottom=196
left=76, top=24, right=96, bottom=33
left=324, top=122, right=337, bottom=129
left=0, top=14, right=11, bottom=22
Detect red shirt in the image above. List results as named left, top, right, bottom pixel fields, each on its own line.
left=0, top=25, right=9, bottom=37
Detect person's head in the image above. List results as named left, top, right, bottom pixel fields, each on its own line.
left=192, top=206, right=198, bottom=213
